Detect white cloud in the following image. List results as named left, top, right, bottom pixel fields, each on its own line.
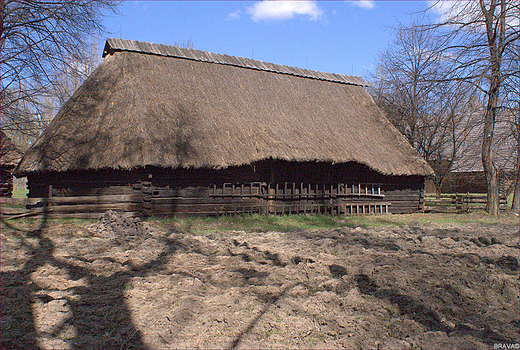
left=427, top=0, right=471, bottom=23
left=427, top=0, right=518, bottom=27
left=247, top=1, right=323, bottom=21
left=228, top=9, right=242, bottom=20
left=350, top=1, right=375, bottom=10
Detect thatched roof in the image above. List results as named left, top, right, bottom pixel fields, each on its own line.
left=102, top=38, right=369, bottom=87
left=15, top=38, right=434, bottom=177
left=1, top=131, right=23, bottom=167
left=450, top=114, right=516, bottom=174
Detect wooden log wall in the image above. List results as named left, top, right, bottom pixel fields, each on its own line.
left=26, top=171, right=144, bottom=218
left=380, top=177, right=425, bottom=214
left=382, top=188, right=424, bottom=213
left=135, top=183, right=261, bottom=217
left=25, top=193, right=140, bottom=219
left=1, top=166, right=14, bottom=197
left=25, top=161, right=426, bottom=217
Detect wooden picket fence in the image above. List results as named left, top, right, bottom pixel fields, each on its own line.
left=424, top=193, right=508, bottom=213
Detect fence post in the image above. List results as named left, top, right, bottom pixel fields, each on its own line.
left=455, top=193, right=466, bottom=211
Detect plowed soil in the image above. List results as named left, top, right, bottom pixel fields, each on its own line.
left=1, top=213, right=519, bottom=349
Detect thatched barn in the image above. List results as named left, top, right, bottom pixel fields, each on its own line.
left=1, top=131, right=23, bottom=197
left=15, top=38, right=434, bottom=217
left=425, top=112, right=516, bottom=196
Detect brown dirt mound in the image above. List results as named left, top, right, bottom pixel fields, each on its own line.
left=87, top=210, right=163, bottom=238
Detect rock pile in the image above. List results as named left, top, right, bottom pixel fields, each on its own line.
left=87, top=210, right=162, bottom=237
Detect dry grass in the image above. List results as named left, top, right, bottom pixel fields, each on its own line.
left=145, top=211, right=518, bottom=234
left=2, top=211, right=516, bottom=237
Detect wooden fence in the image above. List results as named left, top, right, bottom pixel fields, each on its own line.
left=141, top=182, right=391, bottom=217
left=424, top=193, right=508, bottom=212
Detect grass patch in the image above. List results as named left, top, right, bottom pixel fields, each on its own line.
left=0, top=202, right=27, bottom=209
left=2, top=211, right=516, bottom=236
left=345, top=211, right=517, bottom=226
left=0, top=216, right=97, bottom=234
left=145, top=211, right=517, bottom=234
left=507, top=192, right=513, bottom=209
left=11, top=189, right=28, bottom=198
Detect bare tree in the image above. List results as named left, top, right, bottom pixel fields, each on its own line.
left=42, top=41, right=102, bottom=126
left=370, top=23, right=442, bottom=150
left=431, top=86, right=484, bottom=195
left=0, top=0, right=119, bottom=139
left=369, top=23, right=482, bottom=196
left=424, top=0, right=519, bottom=215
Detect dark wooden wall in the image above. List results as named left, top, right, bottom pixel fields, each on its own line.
left=26, top=160, right=425, bottom=217
left=1, top=166, right=14, bottom=197
left=424, top=170, right=513, bottom=196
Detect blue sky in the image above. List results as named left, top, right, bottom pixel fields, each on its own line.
left=99, top=1, right=438, bottom=79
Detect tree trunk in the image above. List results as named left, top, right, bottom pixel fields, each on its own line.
left=512, top=172, right=519, bottom=213
left=481, top=0, right=504, bottom=216
left=481, top=80, right=500, bottom=216
left=482, top=91, right=500, bottom=216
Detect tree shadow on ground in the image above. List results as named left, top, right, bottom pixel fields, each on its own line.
left=0, top=209, right=196, bottom=349
left=1, top=199, right=52, bottom=349
left=355, top=274, right=515, bottom=346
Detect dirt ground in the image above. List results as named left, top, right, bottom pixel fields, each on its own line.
left=1, top=212, right=519, bottom=349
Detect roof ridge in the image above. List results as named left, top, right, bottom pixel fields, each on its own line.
left=103, top=38, right=368, bottom=86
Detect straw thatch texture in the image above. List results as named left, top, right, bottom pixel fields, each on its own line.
left=451, top=116, right=516, bottom=174
left=16, top=39, right=433, bottom=177
left=1, top=131, right=23, bottom=167
left=102, top=38, right=369, bottom=86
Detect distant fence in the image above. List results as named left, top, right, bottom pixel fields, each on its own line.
left=425, top=193, right=508, bottom=212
